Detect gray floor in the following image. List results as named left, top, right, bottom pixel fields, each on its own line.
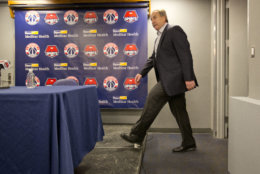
left=141, top=133, right=228, bottom=174
left=75, top=125, right=228, bottom=174
left=75, top=125, right=143, bottom=174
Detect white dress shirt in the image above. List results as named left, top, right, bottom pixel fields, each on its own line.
left=155, top=23, right=168, bottom=56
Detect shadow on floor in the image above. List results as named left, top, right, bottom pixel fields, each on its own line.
left=140, top=133, right=228, bottom=174
left=75, top=125, right=143, bottom=174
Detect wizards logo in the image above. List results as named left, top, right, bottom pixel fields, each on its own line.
left=124, top=78, right=138, bottom=91
left=44, top=13, right=59, bottom=25
left=84, top=45, right=98, bottom=57
left=124, top=44, right=138, bottom=57
left=45, top=45, right=59, bottom=58
left=103, top=43, right=118, bottom=58
left=103, top=76, right=118, bottom=91
left=84, top=78, right=98, bottom=87
left=64, top=43, right=79, bottom=58
left=25, top=11, right=40, bottom=25
left=103, top=9, right=118, bottom=24
left=64, top=10, right=79, bottom=25
left=25, top=43, right=40, bottom=58
left=45, top=78, right=57, bottom=86
left=84, top=11, right=98, bottom=24
left=123, top=10, right=138, bottom=23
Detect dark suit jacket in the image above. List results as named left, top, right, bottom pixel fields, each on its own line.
left=140, top=24, right=198, bottom=96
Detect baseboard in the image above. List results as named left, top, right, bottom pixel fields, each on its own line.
left=148, top=128, right=212, bottom=134
left=102, top=124, right=212, bottom=134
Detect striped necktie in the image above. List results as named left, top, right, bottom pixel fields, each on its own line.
left=154, top=31, right=161, bottom=56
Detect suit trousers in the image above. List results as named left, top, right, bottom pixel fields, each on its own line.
left=131, top=82, right=195, bottom=146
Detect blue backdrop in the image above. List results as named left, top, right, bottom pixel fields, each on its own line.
left=15, top=8, right=148, bottom=108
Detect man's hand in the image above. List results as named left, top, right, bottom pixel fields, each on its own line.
left=135, top=74, right=142, bottom=85
left=185, top=80, right=196, bottom=91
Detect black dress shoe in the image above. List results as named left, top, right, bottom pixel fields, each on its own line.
left=172, top=144, right=196, bottom=152
left=120, top=133, right=143, bottom=144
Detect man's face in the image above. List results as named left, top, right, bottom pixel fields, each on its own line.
left=151, top=11, right=166, bottom=31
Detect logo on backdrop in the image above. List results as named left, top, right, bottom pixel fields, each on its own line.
left=45, top=78, right=57, bottom=86
left=124, top=44, right=138, bottom=57
left=44, top=13, right=59, bottom=25
left=103, top=43, right=118, bottom=58
left=64, top=10, right=79, bottom=25
left=64, top=43, right=79, bottom=58
left=25, top=43, right=40, bottom=58
left=84, top=45, right=98, bottom=57
left=84, top=77, right=98, bottom=87
left=45, top=45, right=59, bottom=58
left=103, top=76, right=118, bottom=91
left=103, top=9, right=118, bottom=24
left=25, top=11, right=40, bottom=25
left=123, top=10, right=138, bottom=23
left=84, top=11, right=98, bottom=24
left=124, top=78, right=138, bottom=91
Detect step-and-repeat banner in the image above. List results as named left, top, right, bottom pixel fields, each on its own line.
left=15, top=8, right=148, bottom=108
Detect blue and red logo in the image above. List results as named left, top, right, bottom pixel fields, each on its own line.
left=84, top=45, right=98, bottom=57
left=64, top=10, right=79, bottom=25
left=64, top=43, right=79, bottom=58
left=44, top=12, right=59, bottom=25
left=123, top=10, right=138, bottom=23
left=103, top=9, right=118, bottom=24
left=124, top=78, right=138, bottom=91
left=45, top=45, right=59, bottom=58
left=45, top=78, right=57, bottom=86
left=103, top=76, right=118, bottom=91
left=25, top=11, right=40, bottom=25
left=124, top=44, right=138, bottom=57
left=25, top=43, right=40, bottom=58
left=103, top=43, right=118, bottom=58
left=84, top=77, right=98, bottom=87
left=84, top=11, right=98, bottom=24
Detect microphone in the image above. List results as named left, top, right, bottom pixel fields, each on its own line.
left=0, top=60, right=11, bottom=70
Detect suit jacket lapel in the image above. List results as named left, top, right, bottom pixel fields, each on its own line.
left=157, top=24, right=169, bottom=54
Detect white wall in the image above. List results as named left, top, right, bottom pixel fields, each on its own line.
left=229, top=0, right=248, bottom=97
left=248, top=0, right=260, bottom=99
left=0, top=3, right=15, bottom=86
left=228, top=97, right=260, bottom=174
left=228, top=0, right=260, bottom=173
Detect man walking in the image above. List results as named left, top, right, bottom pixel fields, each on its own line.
left=120, top=9, right=198, bottom=152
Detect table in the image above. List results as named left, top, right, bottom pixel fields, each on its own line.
left=0, top=86, right=104, bottom=174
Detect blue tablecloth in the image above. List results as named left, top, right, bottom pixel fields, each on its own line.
left=0, top=86, right=104, bottom=174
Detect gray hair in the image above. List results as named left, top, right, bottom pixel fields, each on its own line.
left=153, top=9, right=168, bottom=23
